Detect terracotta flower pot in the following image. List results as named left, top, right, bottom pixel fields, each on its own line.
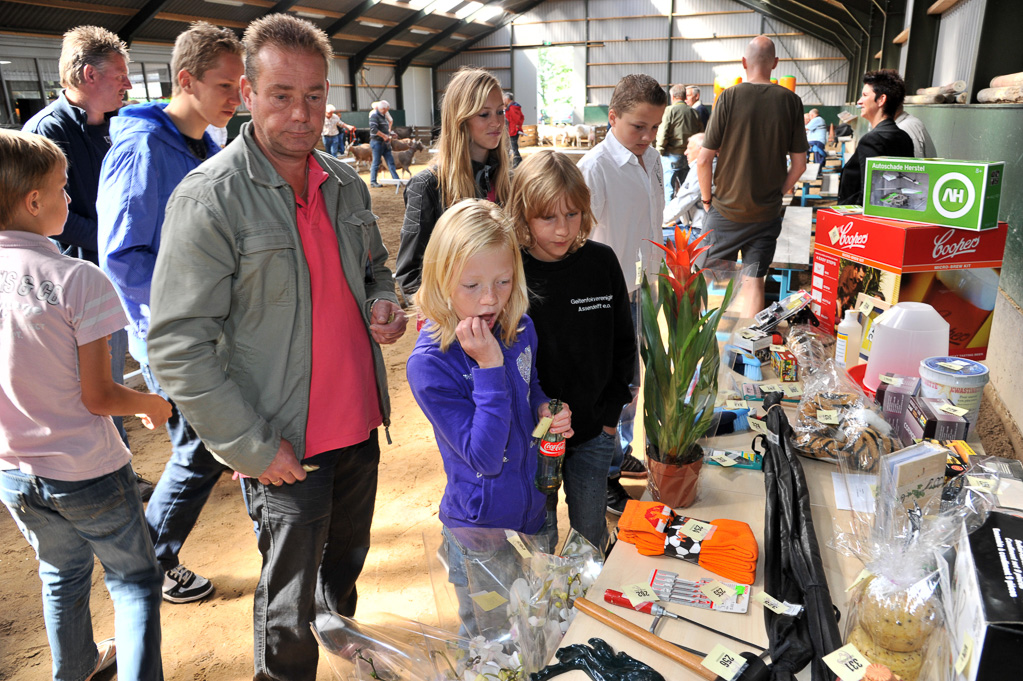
left=647, top=454, right=703, bottom=509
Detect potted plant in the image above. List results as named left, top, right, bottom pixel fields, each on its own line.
left=640, top=225, right=735, bottom=508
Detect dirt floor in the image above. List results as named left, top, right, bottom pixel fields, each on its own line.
left=0, top=155, right=1018, bottom=681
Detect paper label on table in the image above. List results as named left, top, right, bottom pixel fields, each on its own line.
left=955, top=632, right=973, bottom=675
left=966, top=476, right=999, bottom=493
left=681, top=518, right=715, bottom=541
left=878, top=374, right=902, bottom=386
left=754, top=591, right=804, bottom=616
left=937, top=360, right=968, bottom=371
left=725, top=399, right=749, bottom=410
left=635, top=260, right=643, bottom=287
left=505, top=530, right=532, bottom=559
left=939, top=403, right=969, bottom=417
left=750, top=418, right=768, bottom=435
left=701, top=580, right=734, bottom=606
left=531, top=416, right=552, bottom=439
left=701, top=644, right=748, bottom=681
left=469, top=591, right=507, bottom=612
left=622, top=583, right=659, bottom=606
left=741, top=329, right=760, bottom=340
left=858, top=298, right=873, bottom=314
left=817, top=409, right=840, bottom=425
left=845, top=569, right=873, bottom=592
left=823, top=644, right=871, bottom=681
left=760, top=383, right=784, bottom=393
left=710, top=451, right=739, bottom=467
left=770, top=344, right=786, bottom=352
left=782, top=384, right=803, bottom=397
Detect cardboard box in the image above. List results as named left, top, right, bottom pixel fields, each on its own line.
left=864, top=157, right=1004, bottom=231
left=874, top=373, right=921, bottom=430
left=811, top=210, right=1008, bottom=360
left=900, top=396, right=968, bottom=446
left=771, top=349, right=798, bottom=382
left=952, top=512, right=1023, bottom=681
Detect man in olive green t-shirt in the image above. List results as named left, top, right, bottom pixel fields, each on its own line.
left=696, top=35, right=808, bottom=314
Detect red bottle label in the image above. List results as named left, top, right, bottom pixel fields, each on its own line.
left=539, top=439, right=565, bottom=457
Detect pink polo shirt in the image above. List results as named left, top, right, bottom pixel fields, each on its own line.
left=295, top=156, right=382, bottom=457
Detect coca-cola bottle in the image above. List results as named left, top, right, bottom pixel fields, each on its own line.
left=535, top=400, right=566, bottom=495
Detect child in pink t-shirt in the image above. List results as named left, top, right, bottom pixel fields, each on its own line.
left=0, top=130, right=171, bottom=681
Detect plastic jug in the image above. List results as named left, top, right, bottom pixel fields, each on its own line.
left=863, top=302, right=949, bottom=392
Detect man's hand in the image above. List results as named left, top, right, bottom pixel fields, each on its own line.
left=257, top=438, right=308, bottom=487
left=540, top=401, right=574, bottom=439
left=369, top=299, right=407, bottom=345
left=455, top=317, right=503, bottom=369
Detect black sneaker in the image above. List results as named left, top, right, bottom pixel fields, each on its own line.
left=162, top=564, right=214, bottom=604
left=619, top=451, right=648, bottom=479
left=606, top=478, right=632, bottom=516
left=370, top=182, right=383, bottom=188
left=136, top=473, right=155, bottom=502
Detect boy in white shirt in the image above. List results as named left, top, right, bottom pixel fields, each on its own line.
left=0, top=129, right=170, bottom=681
left=578, top=74, right=668, bottom=515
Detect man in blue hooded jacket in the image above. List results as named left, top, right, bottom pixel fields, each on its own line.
left=98, top=21, right=244, bottom=605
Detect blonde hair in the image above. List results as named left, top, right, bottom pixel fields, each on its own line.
left=436, top=68, right=511, bottom=209
left=243, top=14, right=332, bottom=89
left=0, top=130, right=67, bottom=230
left=415, top=200, right=527, bottom=352
left=508, top=150, right=593, bottom=253
left=59, top=26, right=129, bottom=89
left=171, top=22, right=244, bottom=96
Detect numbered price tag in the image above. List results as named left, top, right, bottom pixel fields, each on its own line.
left=858, top=298, right=873, bottom=314
left=725, top=399, right=749, bottom=410
left=939, top=403, right=969, bottom=417
left=750, top=418, right=769, bottom=435
left=878, top=374, right=903, bottom=386
left=966, top=476, right=999, bottom=493
left=700, top=580, right=735, bottom=607
left=754, top=591, right=804, bottom=616
left=681, top=518, right=715, bottom=541
left=701, top=644, right=748, bottom=681
left=622, top=583, right=659, bottom=606
left=782, top=384, right=803, bottom=397
left=937, top=360, right=969, bottom=372
left=760, top=383, right=784, bottom=393
left=770, top=344, right=786, bottom=352
left=469, top=591, right=508, bottom=612
left=531, top=416, right=553, bottom=439
left=955, top=632, right=974, bottom=675
left=741, top=329, right=760, bottom=340
left=635, top=260, right=643, bottom=287
left=845, top=569, right=873, bottom=593
left=710, top=451, right=739, bottom=467
left=823, top=644, right=871, bottom=681
left=505, top=530, right=532, bottom=559
left=817, top=409, right=840, bottom=425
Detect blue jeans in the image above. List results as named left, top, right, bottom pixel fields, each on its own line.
left=612, top=291, right=641, bottom=477
left=109, top=329, right=129, bottom=448
left=370, top=138, right=399, bottom=183
left=0, top=464, right=163, bottom=681
left=809, top=141, right=825, bottom=166
left=243, top=432, right=380, bottom=681
left=322, top=134, right=341, bottom=158
left=551, top=431, right=615, bottom=552
left=140, top=364, right=228, bottom=572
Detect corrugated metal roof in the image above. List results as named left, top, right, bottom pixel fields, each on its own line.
left=0, top=4, right=131, bottom=36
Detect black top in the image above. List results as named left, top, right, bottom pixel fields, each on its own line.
left=522, top=241, right=636, bottom=444
left=369, top=110, right=391, bottom=139
left=838, top=118, right=915, bottom=205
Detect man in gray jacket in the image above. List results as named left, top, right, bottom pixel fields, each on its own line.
left=147, top=14, right=406, bottom=681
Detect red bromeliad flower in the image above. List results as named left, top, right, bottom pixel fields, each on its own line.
left=647, top=224, right=711, bottom=304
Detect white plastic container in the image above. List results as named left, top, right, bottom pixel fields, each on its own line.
left=919, top=356, right=989, bottom=427
left=863, top=302, right=949, bottom=392
left=835, top=309, right=862, bottom=368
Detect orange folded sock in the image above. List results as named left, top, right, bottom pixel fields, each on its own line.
left=697, top=518, right=759, bottom=584
left=617, top=501, right=674, bottom=556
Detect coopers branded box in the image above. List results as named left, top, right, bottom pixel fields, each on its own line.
left=864, top=157, right=1004, bottom=231
left=811, top=210, right=1008, bottom=360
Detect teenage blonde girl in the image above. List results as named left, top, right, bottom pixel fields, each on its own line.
left=395, top=68, right=512, bottom=300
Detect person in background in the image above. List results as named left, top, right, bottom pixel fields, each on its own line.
left=579, top=73, right=669, bottom=515
left=322, top=103, right=344, bottom=158
left=0, top=128, right=171, bottom=681
left=686, top=85, right=710, bottom=127
left=146, top=15, right=406, bottom=679
left=663, top=133, right=715, bottom=240
left=805, top=108, right=827, bottom=165
left=510, top=150, right=635, bottom=553
left=395, top=67, right=512, bottom=301
left=838, top=69, right=914, bottom=205
left=697, top=35, right=808, bottom=317
left=369, top=99, right=401, bottom=188
left=503, top=91, right=524, bottom=167
left=22, top=25, right=141, bottom=484
left=98, top=20, right=245, bottom=607
left=657, top=83, right=703, bottom=203
left=894, top=105, right=937, bottom=158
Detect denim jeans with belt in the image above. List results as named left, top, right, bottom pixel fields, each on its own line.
left=369, top=138, right=399, bottom=184
left=0, top=463, right=164, bottom=681
left=243, top=432, right=380, bottom=681
left=322, top=134, right=341, bottom=158
left=141, top=364, right=228, bottom=572
left=549, top=430, right=615, bottom=552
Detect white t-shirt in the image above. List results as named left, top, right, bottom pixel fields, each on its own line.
left=0, top=231, right=131, bottom=481
left=578, top=129, right=665, bottom=294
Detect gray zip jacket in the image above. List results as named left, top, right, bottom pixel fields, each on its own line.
left=148, top=122, right=397, bottom=477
